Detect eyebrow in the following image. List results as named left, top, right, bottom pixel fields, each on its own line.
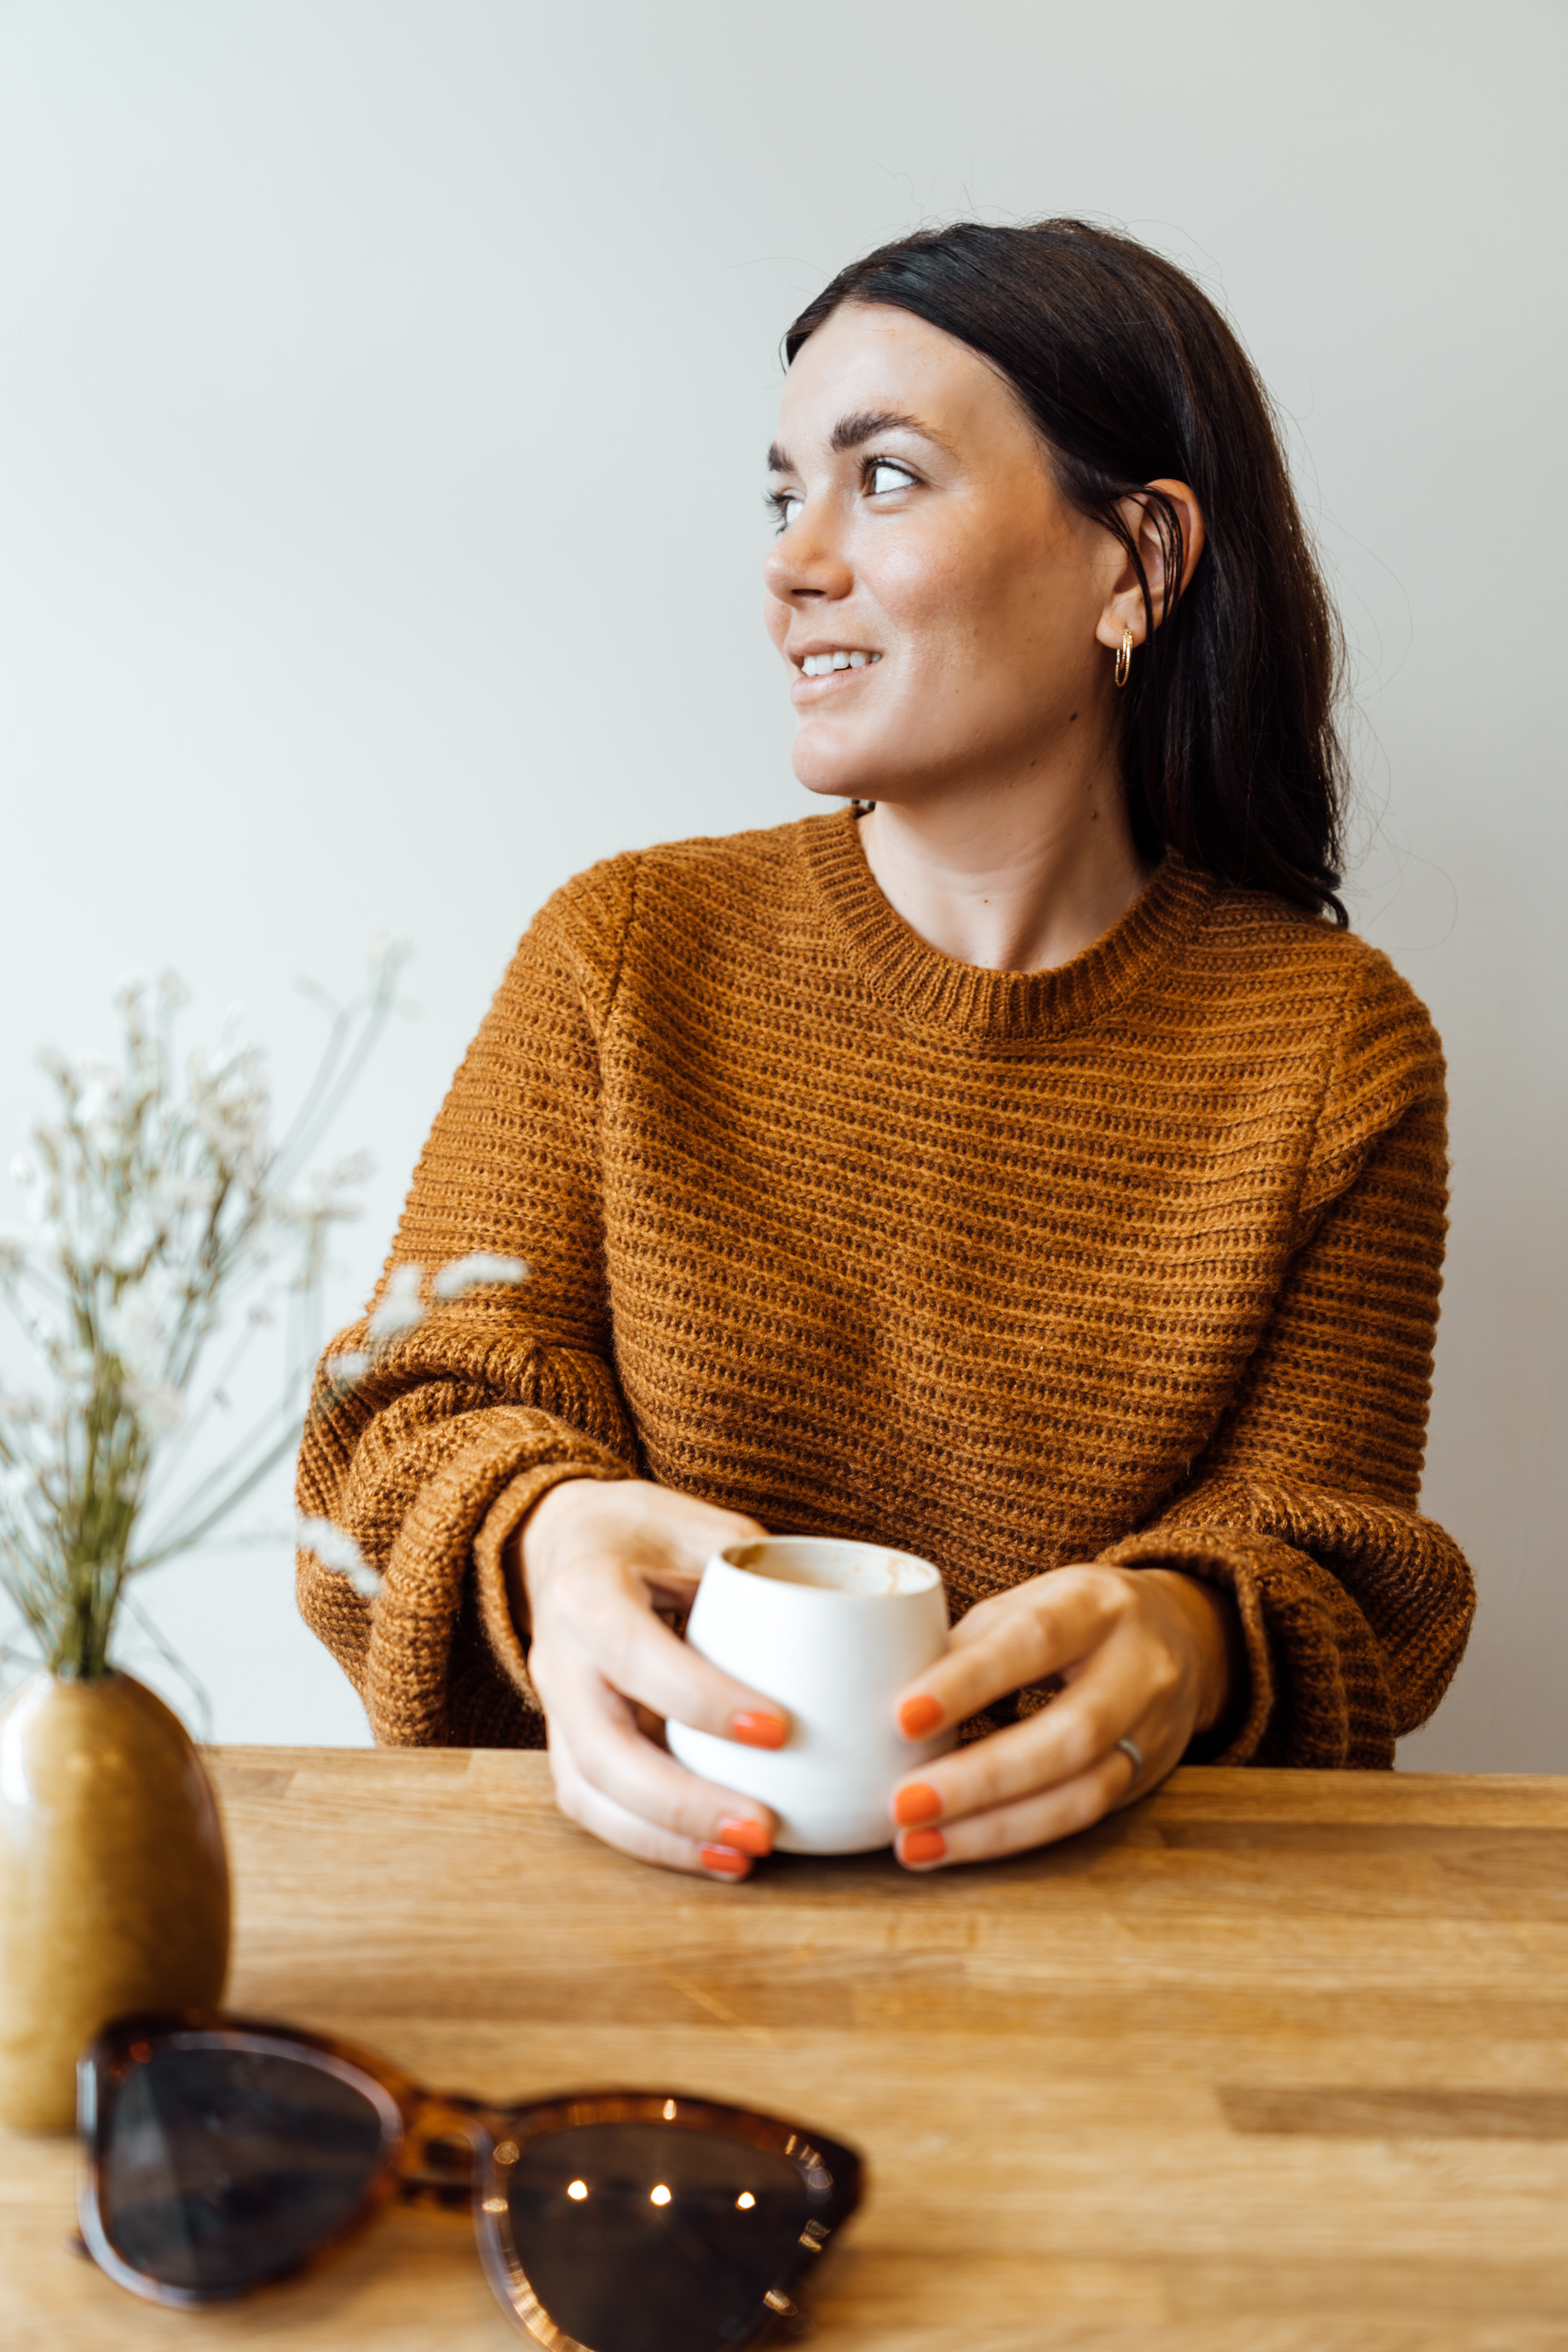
left=766, top=408, right=946, bottom=474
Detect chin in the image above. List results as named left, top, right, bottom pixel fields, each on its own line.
left=791, top=730, right=881, bottom=804
left=797, top=772, right=869, bottom=803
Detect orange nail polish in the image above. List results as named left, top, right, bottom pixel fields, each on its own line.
left=901, top=1828, right=947, bottom=1867
left=717, top=1816, right=771, bottom=1858
left=700, top=1845, right=751, bottom=1878
left=730, top=1711, right=787, bottom=1751
left=898, top=1694, right=943, bottom=1740
left=893, top=1782, right=942, bottom=1828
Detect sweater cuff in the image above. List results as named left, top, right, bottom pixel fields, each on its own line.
left=1096, top=1526, right=1276, bottom=1765
left=1096, top=1524, right=1398, bottom=1769
left=473, top=1457, right=633, bottom=1704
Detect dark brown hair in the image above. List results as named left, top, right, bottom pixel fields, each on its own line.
left=786, top=220, right=1349, bottom=923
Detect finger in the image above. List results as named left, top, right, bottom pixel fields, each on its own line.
left=539, top=1632, right=777, bottom=1849
left=549, top=1733, right=759, bottom=1882
left=538, top=1560, right=789, bottom=1746
left=893, top=1567, right=1122, bottom=1744
left=612, top=1501, right=769, bottom=1604
left=891, top=1665, right=1145, bottom=1829
left=896, top=1592, right=1183, bottom=1831
left=895, top=1742, right=1135, bottom=1871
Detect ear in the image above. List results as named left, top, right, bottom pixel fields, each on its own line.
left=1094, top=480, right=1206, bottom=652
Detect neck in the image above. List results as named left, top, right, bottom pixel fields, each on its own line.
left=855, top=749, right=1151, bottom=974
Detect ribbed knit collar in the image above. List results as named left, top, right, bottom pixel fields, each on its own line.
left=797, top=808, right=1214, bottom=1046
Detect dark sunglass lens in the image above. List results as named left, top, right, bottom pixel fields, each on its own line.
left=100, top=2045, right=390, bottom=2292
left=504, top=2122, right=811, bottom=2352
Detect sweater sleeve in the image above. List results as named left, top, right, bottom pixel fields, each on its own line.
left=1098, top=952, right=1474, bottom=1769
left=295, top=858, right=642, bottom=1747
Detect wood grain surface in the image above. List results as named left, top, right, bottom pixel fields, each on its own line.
left=4, top=1750, right=1566, bottom=2350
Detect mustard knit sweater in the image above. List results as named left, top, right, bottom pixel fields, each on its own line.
left=297, top=812, right=1473, bottom=1767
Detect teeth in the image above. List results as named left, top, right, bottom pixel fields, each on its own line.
left=801, top=652, right=880, bottom=677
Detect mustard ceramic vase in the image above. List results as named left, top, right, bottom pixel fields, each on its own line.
left=0, top=1670, right=230, bottom=2131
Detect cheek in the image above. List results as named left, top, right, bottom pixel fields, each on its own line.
left=865, top=533, right=973, bottom=642
left=868, top=522, right=1054, bottom=673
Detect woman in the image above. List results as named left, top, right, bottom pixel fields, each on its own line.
left=298, top=220, right=1472, bottom=1880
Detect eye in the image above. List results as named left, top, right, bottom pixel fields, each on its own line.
left=768, top=489, right=804, bottom=533
left=867, top=459, right=916, bottom=497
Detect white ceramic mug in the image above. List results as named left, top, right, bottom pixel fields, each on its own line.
left=665, top=1535, right=956, bottom=1855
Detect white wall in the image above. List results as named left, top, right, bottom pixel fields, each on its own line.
left=0, top=0, right=1562, bottom=1764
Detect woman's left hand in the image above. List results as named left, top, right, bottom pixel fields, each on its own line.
left=888, top=1566, right=1241, bottom=1870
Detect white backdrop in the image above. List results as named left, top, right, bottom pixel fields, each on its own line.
left=0, top=0, right=1562, bottom=1765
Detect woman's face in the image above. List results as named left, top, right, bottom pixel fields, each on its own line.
left=763, top=302, right=1127, bottom=808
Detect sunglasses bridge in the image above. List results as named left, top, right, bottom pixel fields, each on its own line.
left=396, top=2096, right=492, bottom=2212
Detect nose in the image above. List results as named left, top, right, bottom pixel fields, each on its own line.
left=762, top=505, right=854, bottom=606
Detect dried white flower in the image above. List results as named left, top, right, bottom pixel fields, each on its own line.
left=328, top=1152, right=376, bottom=1188
left=432, top=1251, right=529, bottom=1301
left=367, top=1261, right=426, bottom=1341
left=0, top=943, right=406, bottom=1677
left=296, top=1515, right=380, bottom=1599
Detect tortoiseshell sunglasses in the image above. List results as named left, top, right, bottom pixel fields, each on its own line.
left=76, top=2013, right=864, bottom=2352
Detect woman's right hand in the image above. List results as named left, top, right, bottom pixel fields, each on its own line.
left=513, top=1477, right=787, bottom=1880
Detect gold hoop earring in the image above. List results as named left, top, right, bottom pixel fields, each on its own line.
left=1114, top=626, right=1133, bottom=689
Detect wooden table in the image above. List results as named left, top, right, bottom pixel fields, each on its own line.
left=3, top=1751, right=1566, bottom=2350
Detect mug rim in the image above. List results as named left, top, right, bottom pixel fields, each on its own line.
left=713, top=1534, right=942, bottom=1599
